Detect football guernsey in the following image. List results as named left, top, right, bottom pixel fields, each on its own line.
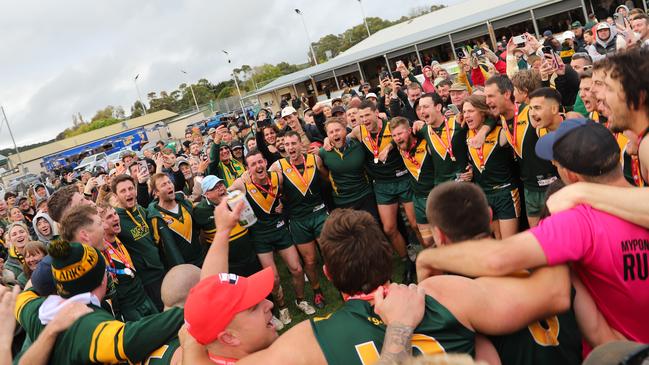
left=359, top=123, right=409, bottom=183
left=115, top=206, right=165, bottom=287
left=501, top=104, right=557, bottom=192
left=418, top=117, right=469, bottom=185
left=193, top=197, right=259, bottom=277
left=15, top=290, right=184, bottom=365
left=311, top=296, right=474, bottom=365
left=148, top=193, right=204, bottom=268
left=319, top=138, right=372, bottom=206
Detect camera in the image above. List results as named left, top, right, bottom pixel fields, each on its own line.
left=472, top=48, right=486, bottom=57
left=455, top=47, right=467, bottom=59
left=512, top=35, right=526, bottom=48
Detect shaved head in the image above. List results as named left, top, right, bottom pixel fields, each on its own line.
left=161, top=264, right=201, bottom=309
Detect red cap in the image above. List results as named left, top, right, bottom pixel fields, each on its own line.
left=184, top=267, right=274, bottom=345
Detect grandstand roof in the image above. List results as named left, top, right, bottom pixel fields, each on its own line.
left=250, top=0, right=557, bottom=96
left=9, top=109, right=177, bottom=164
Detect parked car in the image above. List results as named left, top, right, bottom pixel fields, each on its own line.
left=8, top=173, right=41, bottom=193
left=73, top=152, right=108, bottom=174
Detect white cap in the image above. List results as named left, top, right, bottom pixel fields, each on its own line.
left=365, top=92, right=378, bottom=100
left=596, top=22, right=610, bottom=31
left=280, top=106, right=297, bottom=118
left=562, top=31, right=575, bottom=40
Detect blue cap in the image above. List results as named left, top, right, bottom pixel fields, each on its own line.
left=536, top=118, right=619, bottom=176
left=535, top=118, right=589, bottom=161
left=543, top=30, right=553, bottom=37
left=201, top=175, right=224, bottom=193
left=31, top=255, right=55, bottom=296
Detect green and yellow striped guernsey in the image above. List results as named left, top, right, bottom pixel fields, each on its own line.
left=15, top=289, right=184, bottom=365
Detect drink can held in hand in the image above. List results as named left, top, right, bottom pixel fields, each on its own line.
left=227, top=190, right=257, bottom=228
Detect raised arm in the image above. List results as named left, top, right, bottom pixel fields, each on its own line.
left=415, top=232, right=548, bottom=279
left=201, top=199, right=243, bottom=279
left=18, top=302, right=92, bottom=365
left=546, top=183, right=649, bottom=229
left=420, top=265, right=571, bottom=335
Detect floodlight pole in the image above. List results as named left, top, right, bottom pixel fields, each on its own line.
left=1, top=106, right=25, bottom=173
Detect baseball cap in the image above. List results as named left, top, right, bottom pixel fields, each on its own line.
left=562, top=31, right=575, bottom=40
left=571, top=21, right=583, bottom=29
left=175, top=157, right=189, bottom=167
left=433, top=77, right=446, bottom=88
left=543, top=30, right=553, bottom=37
left=31, top=255, right=55, bottom=296
left=331, top=106, right=346, bottom=116
left=230, top=141, right=243, bottom=150
left=184, top=267, right=274, bottom=345
left=280, top=106, right=297, bottom=118
left=597, top=22, right=611, bottom=31
left=535, top=119, right=620, bottom=176
left=583, top=341, right=649, bottom=365
left=365, top=92, right=378, bottom=100
left=449, top=82, right=468, bottom=92
left=200, top=175, right=224, bottom=193
left=208, top=127, right=216, bottom=135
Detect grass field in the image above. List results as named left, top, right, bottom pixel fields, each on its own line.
left=274, top=253, right=407, bottom=332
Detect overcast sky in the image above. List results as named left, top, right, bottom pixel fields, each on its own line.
left=0, top=0, right=462, bottom=149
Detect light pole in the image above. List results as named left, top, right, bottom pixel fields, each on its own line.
left=0, top=106, right=25, bottom=173
left=134, top=74, right=147, bottom=116
left=180, top=70, right=200, bottom=112
left=294, top=9, right=318, bottom=65
left=358, top=0, right=371, bottom=37
left=221, top=50, right=249, bottom=124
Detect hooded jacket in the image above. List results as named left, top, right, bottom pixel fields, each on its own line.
left=421, top=66, right=436, bottom=93
left=588, top=26, right=622, bottom=61
left=32, top=212, right=58, bottom=246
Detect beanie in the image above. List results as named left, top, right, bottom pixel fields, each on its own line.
left=48, top=240, right=106, bottom=298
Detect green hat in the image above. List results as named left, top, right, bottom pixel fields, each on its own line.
left=571, top=21, right=583, bottom=29
left=49, top=240, right=106, bottom=298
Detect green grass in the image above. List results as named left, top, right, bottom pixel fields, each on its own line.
left=274, top=253, right=407, bottom=332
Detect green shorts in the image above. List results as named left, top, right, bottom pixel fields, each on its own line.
left=413, top=194, right=429, bottom=225
left=523, top=187, right=547, bottom=218
left=374, top=178, right=413, bottom=205
left=486, top=187, right=521, bottom=220
left=289, top=207, right=328, bottom=244
left=250, top=223, right=294, bottom=254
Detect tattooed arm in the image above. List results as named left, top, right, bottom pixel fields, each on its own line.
left=374, top=283, right=426, bottom=364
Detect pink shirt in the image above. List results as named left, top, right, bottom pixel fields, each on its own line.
left=531, top=204, right=649, bottom=342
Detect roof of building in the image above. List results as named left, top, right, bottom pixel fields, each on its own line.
left=9, top=109, right=177, bottom=164
left=250, top=0, right=557, bottom=96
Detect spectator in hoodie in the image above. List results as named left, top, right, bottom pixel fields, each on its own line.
left=33, top=211, right=58, bottom=246
left=587, top=22, right=625, bottom=61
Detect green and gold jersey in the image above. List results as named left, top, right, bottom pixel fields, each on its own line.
left=245, top=171, right=286, bottom=238
left=142, top=337, right=180, bottom=365
left=319, top=138, right=372, bottom=206
left=102, top=238, right=158, bottom=321
left=359, top=123, right=409, bottom=182
left=501, top=104, right=557, bottom=191
left=278, top=154, right=325, bottom=218
left=148, top=193, right=204, bottom=268
left=610, top=130, right=645, bottom=187
left=490, top=294, right=582, bottom=365
left=467, top=126, right=517, bottom=192
left=310, top=296, right=474, bottom=365
left=590, top=111, right=607, bottom=124
left=15, top=290, right=184, bottom=365
left=418, top=118, right=468, bottom=185
left=116, top=205, right=165, bottom=286
left=395, top=136, right=436, bottom=196
left=193, top=198, right=259, bottom=276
